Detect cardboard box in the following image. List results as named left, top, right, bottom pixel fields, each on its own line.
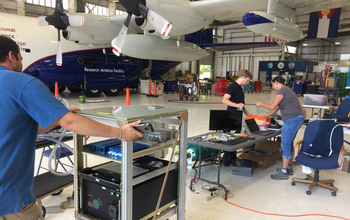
left=254, top=140, right=282, bottom=159
left=304, top=94, right=326, bottom=106
left=238, top=140, right=281, bottom=169
left=340, top=150, right=350, bottom=172
left=239, top=152, right=276, bottom=169
left=342, top=157, right=349, bottom=172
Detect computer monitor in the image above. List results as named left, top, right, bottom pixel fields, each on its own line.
left=209, top=110, right=243, bottom=132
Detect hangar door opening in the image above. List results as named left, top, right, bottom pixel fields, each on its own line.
left=200, top=65, right=211, bottom=79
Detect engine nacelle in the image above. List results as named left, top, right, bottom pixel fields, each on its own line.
left=134, top=17, right=155, bottom=31
left=63, top=14, right=119, bottom=45
left=122, top=34, right=209, bottom=62
left=242, top=11, right=304, bottom=42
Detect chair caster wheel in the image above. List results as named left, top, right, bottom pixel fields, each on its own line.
left=42, top=205, right=46, bottom=218
left=331, top=191, right=337, bottom=196
left=51, top=189, right=63, bottom=196
left=306, top=190, right=311, bottom=195
left=291, top=181, right=296, bottom=186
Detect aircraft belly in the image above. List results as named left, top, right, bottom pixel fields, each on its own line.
left=122, top=35, right=209, bottom=62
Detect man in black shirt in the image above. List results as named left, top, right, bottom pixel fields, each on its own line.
left=221, top=70, right=252, bottom=166
left=222, top=69, right=252, bottom=115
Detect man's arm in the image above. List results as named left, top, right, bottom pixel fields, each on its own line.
left=55, top=112, right=143, bottom=142
left=38, top=108, right=80, bottom=135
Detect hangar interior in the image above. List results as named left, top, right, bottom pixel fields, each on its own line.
left=1, top=0, right=350, bottom=220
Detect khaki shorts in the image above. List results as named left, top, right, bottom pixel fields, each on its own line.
left=0, top=201, right=43, bottom=220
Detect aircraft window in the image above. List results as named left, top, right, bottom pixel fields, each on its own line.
left=27, top=0, right=68, bottom=9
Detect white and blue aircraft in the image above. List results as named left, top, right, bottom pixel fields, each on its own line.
left=1, top=0, right=349, bottom=96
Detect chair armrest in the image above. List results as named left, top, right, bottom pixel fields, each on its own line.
left=338, top=145, right=345, bottom=166
left=294, top=140, right=303, bottom=158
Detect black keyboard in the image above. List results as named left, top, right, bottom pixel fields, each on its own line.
left=253, top=130, right=275, bottom=136
left=221, top=138, right=248, bottom=145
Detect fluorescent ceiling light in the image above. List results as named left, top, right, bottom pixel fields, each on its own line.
left=302, top=43, right=308, bottom=46
left=335, top=42, right=341, bottom=45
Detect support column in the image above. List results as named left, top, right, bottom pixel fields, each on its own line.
left=281, top=41, right=286, bottom=60
left=75, top=0, right=85, bottom=13
left=68, top=0, right=76, bottom=13
left=17, top=0, right=25, bottom=16
left=190, top=60, right=197, bottom=74
left=108, top=2, right=117, bottom=16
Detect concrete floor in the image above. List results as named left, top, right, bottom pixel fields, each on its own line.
left=37, top=90, right=350, bottom=220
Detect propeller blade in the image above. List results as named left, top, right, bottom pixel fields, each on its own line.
left=56, top=30, right=62, bottom=66
left=68, top=15, right=85, bottom=26
left=56, top=41, right=62, bottom=66
left=138, top=4, right=172, bottom=36
left=111, top=25, right=128, bottom=56
left=111, top=13, right=132, bottom=56
left=38, top=16, right=49, bottom=26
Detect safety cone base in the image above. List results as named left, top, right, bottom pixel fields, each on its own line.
left=147, top=94, right=158, bottom=97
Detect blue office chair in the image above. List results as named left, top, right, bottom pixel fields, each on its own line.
left=291, top=120, right=344, bottom=196
left=329, top=98, right=350, bottom=122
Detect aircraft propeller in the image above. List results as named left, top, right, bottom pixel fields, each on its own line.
left=38, top=0, right=84, bottom=66
left=111, top=0, right=172, bottom=56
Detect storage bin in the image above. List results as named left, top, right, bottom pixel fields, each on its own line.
left=304, top=94, right=326, bottom=106
left=256, top=121, right=269, bottom=130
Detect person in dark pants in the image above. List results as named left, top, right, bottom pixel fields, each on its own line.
left=0, top=36, right=143, bottom=219
left=256, top=75, right=304, bottom=180
left=221, top=70, right=253, bottom=166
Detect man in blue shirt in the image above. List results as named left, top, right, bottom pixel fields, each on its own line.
left=0, top=36, right=143, bottom=219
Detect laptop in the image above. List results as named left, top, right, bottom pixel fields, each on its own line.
left=245, top=119, right=275, bottom=136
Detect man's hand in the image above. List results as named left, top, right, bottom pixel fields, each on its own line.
left=120, top=120, right=143, bottom=142
left=69, top=108, right=80, bottom=112
left=237, top=103, right=244, bottom=108
left=256, top=102, right=262, bottom=107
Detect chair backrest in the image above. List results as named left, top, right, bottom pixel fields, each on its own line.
left=331, top=98, right=350, bottom=121
left=301, top=120, right=343, bottom=158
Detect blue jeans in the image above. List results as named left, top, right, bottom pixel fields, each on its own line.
left=281, top=114, right=304, bottom=159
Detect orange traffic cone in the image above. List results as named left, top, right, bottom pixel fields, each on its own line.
left=147, top=79, right=152, bottom=97
left=126, top=87, right=130, bottom=106
left=54, top=82, right=59, bottom=98
left=153, top=80, right=158, bottom=97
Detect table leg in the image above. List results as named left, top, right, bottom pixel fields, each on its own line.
left=189, top=149, right=228, bottom=200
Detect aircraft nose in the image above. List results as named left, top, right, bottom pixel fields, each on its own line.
left=242, top=12, right=272, bottom=26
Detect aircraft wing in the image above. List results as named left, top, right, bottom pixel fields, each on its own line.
left=200, top=42, right=278, bottom=52
left=280, top=0, right=350, bottom=15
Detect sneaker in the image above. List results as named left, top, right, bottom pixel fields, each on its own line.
left=271, top=169, right=289, bottom=180
left=276, top=167, right=293, bottom=175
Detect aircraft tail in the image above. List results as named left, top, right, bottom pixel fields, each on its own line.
left=307, top=8, right=342, bottom=39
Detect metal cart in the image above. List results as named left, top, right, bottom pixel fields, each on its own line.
left=74, top=106, right=188, bottom=220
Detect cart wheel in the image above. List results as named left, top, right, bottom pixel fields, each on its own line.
left=291, top=181, right=296, bottom=186
left=51, top=189, right=63, bottom=196
left=331, top=191, right=337, bottom=196
left=42, top=205, right=46, bottom=218
left=179, top=87, right=184, bottom=100
left=306, top=190, right=311, bottom=195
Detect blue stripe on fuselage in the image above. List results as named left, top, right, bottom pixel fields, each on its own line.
left=242, top=12, right=273, bottom=26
